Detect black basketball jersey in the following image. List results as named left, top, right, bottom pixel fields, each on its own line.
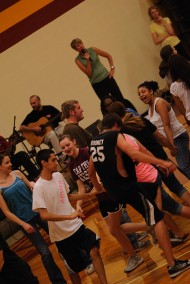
left=89, top=130, right=136, bottom=195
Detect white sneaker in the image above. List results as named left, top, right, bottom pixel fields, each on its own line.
left=85, top=263, right=95, bottom=275
left=124, top=254, right=144, bottom=273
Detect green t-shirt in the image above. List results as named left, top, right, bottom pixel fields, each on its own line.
left=76, top=47, right=108, bottom=84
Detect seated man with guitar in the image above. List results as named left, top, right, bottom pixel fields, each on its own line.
left=0, top=135, right=39, bottom=181
left=20, top=95, right=64, bottom=158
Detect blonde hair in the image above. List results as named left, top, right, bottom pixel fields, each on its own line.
left=122, top=113, right=145, bottom=131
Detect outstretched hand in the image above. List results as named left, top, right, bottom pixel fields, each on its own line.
left=90, top=185, right=106, bottom=196
left=70, top=210, right=85, bottom=220
left=158, top=161, right=176, bottom=176
left=76, top=204, right=83, bottom=213
left=90, top=187, right=99, bottom=196
left=29, top=181, right=35, bottom=190
left=22, top=223, right=35, bottom=234
left=170, top=146, right=177, bottom=157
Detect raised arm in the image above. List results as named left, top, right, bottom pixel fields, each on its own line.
left=117, top=133, right=176, bottom=174
left=162, top=18, right=175, bottom=35
left=75, top=54, right=93, bottom=77
left=93, top=47, right=115, bottom=78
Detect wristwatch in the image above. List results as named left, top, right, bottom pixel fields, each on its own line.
left=110, top=66, right=115, bottom=69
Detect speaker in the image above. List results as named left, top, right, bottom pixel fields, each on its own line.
left=85, top=119, right=102, bottom=137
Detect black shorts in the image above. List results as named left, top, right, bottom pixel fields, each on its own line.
left=98, top=198, right=122, bottom=218
left=107, top=180, right=164, bottom=226
left=55, top=225, right=100, bottom=273
left=96, top=191, right=122, bottom=218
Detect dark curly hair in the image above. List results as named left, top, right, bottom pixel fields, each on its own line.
left=160, top=45, right=173, bottom=62
left=159, top=60, right=169, bottom=79
left=138, top=81, right=159, bottom=92
left=169, top=54, right=190, bottom=88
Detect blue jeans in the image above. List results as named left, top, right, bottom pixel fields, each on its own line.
left=22, top=215, right=66, bottom=284
left=174, top=131, right=190, bottom=178
left=159, top=171, right=187, bottom=198
left=156, top=173, right=183, bottom=215
left=161, top=187, right=182, bottom=215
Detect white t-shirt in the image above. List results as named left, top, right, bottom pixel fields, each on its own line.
left=32, top=172, right=83, bottom=242
left=170, top=81, right=190, bottom=121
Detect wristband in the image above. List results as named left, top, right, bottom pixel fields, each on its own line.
left=110, top=66, right=115, bottom=69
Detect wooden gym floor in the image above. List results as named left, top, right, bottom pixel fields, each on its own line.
left=17, top=189, right=190, bottom=284
left=12, top=113, right=190, bottom=283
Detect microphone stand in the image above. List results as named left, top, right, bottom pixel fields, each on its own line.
left=8, top=116, right=18, bottom=155
left=12, top=115, right=17, bottom=140
left=10, top=116, right=37, bottom=164
left=11, top=116, right=25, bottom=144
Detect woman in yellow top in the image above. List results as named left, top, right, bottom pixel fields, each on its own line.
left=148, top=6, right=190, bottom=60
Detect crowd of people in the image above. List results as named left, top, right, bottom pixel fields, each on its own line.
left=1, top=4, right=190, bottom=284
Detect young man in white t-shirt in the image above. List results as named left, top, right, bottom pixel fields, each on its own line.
left=32, top=149, right=108, bottom=284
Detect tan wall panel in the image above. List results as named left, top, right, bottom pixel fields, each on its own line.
left=0, top=0, right=165, bottom=140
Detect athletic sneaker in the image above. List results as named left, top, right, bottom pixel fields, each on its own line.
left=124, top=254, right=144, bottom=273
left=169, top=231, right=189, bottom=242
left=85, top=263, right=95, bottom=275
left=167, top=259, right=190, bottom=278
left=136, top=232, right=148, bottom=241
left=133, top=239, right=151, bottom=252
left=168, top=231, right=189, bottom=247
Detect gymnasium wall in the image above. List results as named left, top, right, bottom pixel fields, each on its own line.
left=0, top=0, right=164, bottom=139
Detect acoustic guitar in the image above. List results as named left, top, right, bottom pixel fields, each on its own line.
left=22, top=113, right=61, bottom=146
